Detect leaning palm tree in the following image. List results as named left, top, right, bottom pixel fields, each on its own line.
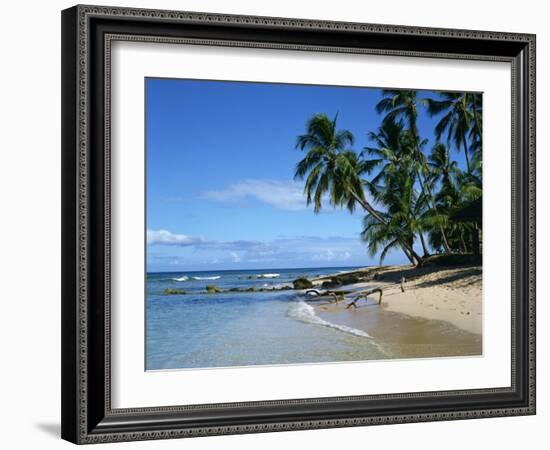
left=363, top=118, right=430, bottom=257
left=295, top=113, right=423, bottom=265
left=362, top=159, right=426, bottom=265
left=376, top=91, right=452, bottom=253
left=361, top=213, right=416, bottom=265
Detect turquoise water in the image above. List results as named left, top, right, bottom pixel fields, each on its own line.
left=146, top=267, right=386, bottom=370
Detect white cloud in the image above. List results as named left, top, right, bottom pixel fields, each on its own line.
left=202, top=179, right=307, bottom=211
left=147, top=229, right=269, bottom=252
left=147, top=229, right=373, bottom=267
left=147, top=229, right=204, bottom=246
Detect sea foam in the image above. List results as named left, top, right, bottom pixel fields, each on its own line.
left=288, top=300, right=371, bottom=338
left=192, top=276, right=221, bottom=280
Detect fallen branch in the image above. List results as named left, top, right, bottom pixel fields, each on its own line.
left=305, top=289, right=354, bottom=297
left=346, top=288, right=384, bottom=309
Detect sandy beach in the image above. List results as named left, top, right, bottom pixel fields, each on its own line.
left=310, top=264, right=482, bottom=359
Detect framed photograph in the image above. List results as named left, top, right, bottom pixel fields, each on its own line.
left=61, top=5, right=536, bottom=444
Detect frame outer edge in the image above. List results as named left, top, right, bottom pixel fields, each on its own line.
left=527, top=34, right=536, bottom=414
left=61, top=5, right=80, bottom=445
left=64, top=4, right=537, bottom=444
left=76, top=3, right=534, bottom=42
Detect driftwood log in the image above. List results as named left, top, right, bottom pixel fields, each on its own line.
left=306, top=281, right=404, bottom=309
left=305, top=289, right=353, bottom=297
left=346, top=288, right=384, bottom=309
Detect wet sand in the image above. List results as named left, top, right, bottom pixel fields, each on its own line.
left=317, top=299, right=481, bottom=359
left=311, top=264, right=482, bottom=358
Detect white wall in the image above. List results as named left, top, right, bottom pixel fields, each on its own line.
left=0, top=0, right=545, bottom=448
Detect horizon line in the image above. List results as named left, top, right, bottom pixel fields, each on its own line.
left=146, top=264, right=372, bottom=274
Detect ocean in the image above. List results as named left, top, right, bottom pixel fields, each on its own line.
left=146, top=267, right=387, bottom=370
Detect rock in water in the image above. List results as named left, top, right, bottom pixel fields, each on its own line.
left=163, top=288, right=187, bottom=295
left=293, top=277, right=314, bottom=289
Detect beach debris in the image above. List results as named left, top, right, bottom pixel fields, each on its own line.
left=293, top=277, right=314, bottom=289
left=162, top=288, right=187, bottom=295
left=305, top=288, right=353, bottom=296
left=346, top=288, right=384, bottom=309
left=305, top=288, right=354, bottom=304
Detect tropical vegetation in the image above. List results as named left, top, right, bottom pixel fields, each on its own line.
left=294, top=89, right=482, bottom=267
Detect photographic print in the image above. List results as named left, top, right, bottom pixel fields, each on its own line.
left=145, top=78, right=483, bottom=371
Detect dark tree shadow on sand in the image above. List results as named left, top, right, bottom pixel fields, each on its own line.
left=375, top=266, right=481, bottom=290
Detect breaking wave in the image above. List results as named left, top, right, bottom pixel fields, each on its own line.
left=172, top=276, right=188, bottom=282
left=287, top=300, right=371, bottom=338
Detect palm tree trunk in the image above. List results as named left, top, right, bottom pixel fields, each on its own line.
left=460, top=234, right=468, bottom=253
left=401, top=246, right=417, bottom=265
left=415, top=166, right=452, bottom=253
left=411, top=117, right=451, bottom=254
left=419, top=232, right=429, bottom=257
left=471, top=97, right=482, bottom=141
left=462, top=136, right=472, bottom=175
left=348, top=190, right=422, bottom=265
left=472, top=222, right=481, bottom=256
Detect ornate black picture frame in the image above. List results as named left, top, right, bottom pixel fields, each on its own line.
left=61, top=4, right=536, bottom=444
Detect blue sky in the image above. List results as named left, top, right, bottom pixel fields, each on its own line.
left=146, top=78, right=469, bottom=272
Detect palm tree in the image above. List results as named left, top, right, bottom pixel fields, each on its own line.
left=363, top=118, right=430, bottom=257
left=361, top=158, right=427, bottom=265
left=363, top=117, right=413, bottom=183
left=427, top=142, right=483, bottom=253
left=294, top=113, right=423, bottom=265
left=375, top=90, right=420, bottom=138
left=468, top=94, right=483, bottom=183
left=376, top=90, right=452, bottom=253
left=428, top=143, right=459, bottom=192
left=423, top=92, right=477, bottom=177
left=426, top=143, right=462, bottom=252
left=361, top=214, right=415, bottom=265
left=424, top=92, right=484, bottom=257
left=467, top=93, right=482, bottom=147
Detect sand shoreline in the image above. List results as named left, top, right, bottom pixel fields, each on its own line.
left=306, top=263, right=482, bottom=358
